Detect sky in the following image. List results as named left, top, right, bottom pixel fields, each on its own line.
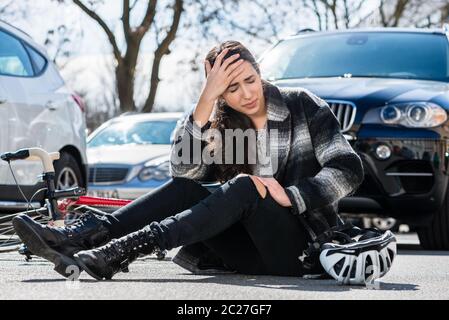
left=3, top=1, right=275, bottom=112
left=1, top=0, right=380, bottom=113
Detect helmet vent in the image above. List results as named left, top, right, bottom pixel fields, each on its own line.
left=387, top=248, right=395, bottom=262
left=379, top=256, right=385, bottom=273
left=334, top=258, right=345, bottom=275
left=342, top=265, right=350, bottom=278
left=364, top=255, right=374, bottom=281
left=350, top=259, right=357, bottom=278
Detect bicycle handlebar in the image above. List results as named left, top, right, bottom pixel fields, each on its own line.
left=1, top=148, right=60, bottom=173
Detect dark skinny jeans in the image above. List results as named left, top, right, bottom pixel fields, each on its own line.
left=102, top=175, right=308, bottom=276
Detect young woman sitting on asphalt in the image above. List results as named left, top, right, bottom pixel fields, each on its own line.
left=13, top=40, right=395, bottom=284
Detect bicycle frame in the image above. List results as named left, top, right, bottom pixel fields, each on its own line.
left=0, top=147, right=169, bottom=260
left=1, top=148, right=88, bottom=223
left=0, top=148, right=132, bottom=255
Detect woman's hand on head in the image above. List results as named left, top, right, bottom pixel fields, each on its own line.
left=253, top=176, right=293, bottom=208
left=201, top=48, right=246, bottom=103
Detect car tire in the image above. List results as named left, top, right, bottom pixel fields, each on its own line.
left=53, top=152, right=84, bottom=190
left=417, top=183, right=449, bottom=250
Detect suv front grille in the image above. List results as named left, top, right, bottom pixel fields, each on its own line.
left=89, top=167, right=129, bottom=184
left=326, top=100, right=357, bottom=132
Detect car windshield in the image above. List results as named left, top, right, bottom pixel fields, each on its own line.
left=260, top=32, right=449, bottom=82
left=88, top=120, right=178, bottom=147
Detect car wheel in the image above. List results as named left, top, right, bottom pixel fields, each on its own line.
left=53, top=152, right=84, bottom=190
left=417, top=183, right=449, bottom=250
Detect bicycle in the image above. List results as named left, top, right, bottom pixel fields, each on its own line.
left=0, top=147, right=166, bottom=260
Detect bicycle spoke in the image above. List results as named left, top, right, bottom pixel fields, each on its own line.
left=0, top=208, right=49, bottom=224
left=0, top=207, right=52, bottom=252
left=0, top=226, right=15, bottom=235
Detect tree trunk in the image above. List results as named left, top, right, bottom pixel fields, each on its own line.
left=141, top=0, right=183, bottom=113
left=116, top=62, right=136, bottom=113
left=116, top=36, right=141, bottom=113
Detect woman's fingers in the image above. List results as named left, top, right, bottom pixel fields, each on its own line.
left=220, top=53, right=240, bottom=71
left=204, top=60, right=212, bottom=77
left=226, top=63, right=246, bottom=84
left=256, top=177, right=280, bottom=192
left=211, top=48, right=229, bottom=71
left=224, top=58, right=244, bottom=76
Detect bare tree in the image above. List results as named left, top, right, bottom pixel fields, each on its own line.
left=301, top=0, right=367, bottom=30
left=299, top=0, right=449, bottom=30
left=374, top=0, right=449, bottom=28
left=57, top=0, right=184, bottom=114
left=191, top=0, right=305, bottom=46
left=378, top=0, right=411, bottom=27
left=412, top=0, right=449, bottom=27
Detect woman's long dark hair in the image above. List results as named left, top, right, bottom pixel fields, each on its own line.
left=204, top=41, right=265, bottom=182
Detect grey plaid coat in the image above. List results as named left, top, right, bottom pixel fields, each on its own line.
left=169, top=80, right=364, bottom=273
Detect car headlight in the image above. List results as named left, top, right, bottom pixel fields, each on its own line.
left=365, top=102, right=447, bottom=128
left=138, top=161, right=170, bottom=182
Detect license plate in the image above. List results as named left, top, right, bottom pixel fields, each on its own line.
left=87, top=190, right=119, bottom=199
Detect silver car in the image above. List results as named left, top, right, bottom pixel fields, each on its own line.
left=0, top=20, right=87, bottom=210
left=87, top=112, right=183, bottom=199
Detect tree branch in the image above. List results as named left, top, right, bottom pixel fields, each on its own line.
left=253, top=0, right=280, bottom=41
left=72, top=0, right=122, bottom=63
left=122, top=0, right=131, bottom=40
left=138, top=0, right=158, bottom=36
left=379, top=0, right=388, bottom=26
left=142, top=0, right=183, bottom=112
left=391, top=0, right=410, bottom=27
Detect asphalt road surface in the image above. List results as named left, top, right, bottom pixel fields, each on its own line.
left=0, top=233, right=448, bottom=300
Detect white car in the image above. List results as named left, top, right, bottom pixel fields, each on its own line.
left=87, top=112, right=182, bottom=200
left=0, top=20, right=87, bottom=210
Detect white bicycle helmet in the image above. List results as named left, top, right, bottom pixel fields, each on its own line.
left=319, top=229, right=397, bottom=285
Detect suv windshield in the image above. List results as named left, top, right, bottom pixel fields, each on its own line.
left=88, top=120, right=177, bottom=147
left=260, top=32, right=449, bottom=82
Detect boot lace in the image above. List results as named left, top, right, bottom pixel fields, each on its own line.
left=101, top=226, right=161, bottom=271
left=64, top=212, right=98, bottom=237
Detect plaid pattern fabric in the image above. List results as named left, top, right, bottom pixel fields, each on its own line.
left=169, top=81, right=364, bottom=272
left=170, top=80, right=364, bottom=235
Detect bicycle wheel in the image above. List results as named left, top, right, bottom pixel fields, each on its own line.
left=0, top=207, right=50, bottom=253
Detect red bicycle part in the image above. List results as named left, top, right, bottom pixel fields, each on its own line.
left=58, top=196, right=132, bottom=213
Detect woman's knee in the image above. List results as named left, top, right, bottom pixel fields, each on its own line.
left=172, top=176, right=201, bottom=187
left=170, top=176, right=210, bottom=194
left=232, top=174, right=267, bottom=199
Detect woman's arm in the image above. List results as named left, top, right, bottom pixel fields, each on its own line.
left=169, top=112, right=214, bottom=181
left=284, top=90, right=364, bottom=216
left=170, top=48, right=245, bottom=181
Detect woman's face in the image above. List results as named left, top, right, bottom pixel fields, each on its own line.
left=221, top=61, right=265, bottom=118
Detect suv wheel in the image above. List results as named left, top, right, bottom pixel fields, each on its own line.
left=417, top=184, right=449, bottom=250
left=53, top=152, right=84, bottom=190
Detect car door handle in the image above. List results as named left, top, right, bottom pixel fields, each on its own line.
left=45, top=101, right=57, bottom=110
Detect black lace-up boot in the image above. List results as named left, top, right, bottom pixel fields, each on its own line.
left=74, top=225, right=162, bottom=280
left=12, top=212, right=110, bottom=277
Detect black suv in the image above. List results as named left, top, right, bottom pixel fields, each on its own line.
left=259, top=28, right=449, bottom=250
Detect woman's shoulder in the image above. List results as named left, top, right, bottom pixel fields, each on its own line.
left=277, top=86, right=328, bottom=117
left=278, top=86, right=326, bottom=106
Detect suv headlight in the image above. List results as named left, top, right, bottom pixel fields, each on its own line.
left=364, top=102, right=447, bottom=128
left=138, top=160, right=170, bottom=182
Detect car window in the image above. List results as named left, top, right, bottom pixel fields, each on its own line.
left=260, top=32, right=449, bottom=82
left=25, top=45, right=47, bottom=74
left=0, top=30, right=34, bottom=77
left=88, top=120, right=178, bottom=148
